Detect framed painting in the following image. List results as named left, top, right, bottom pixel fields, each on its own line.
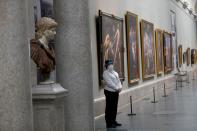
left=125, top=11, right=140, bottom=84
left=34, top=0, right=53, bottom=23
left=170, top=10, right=178, bottom=70
left=140, top=19, right=155, bottom=79
left=191, top=49, right=195, bottom=65
left=178, top=45, right=182, bottom=67
left=163, top=32, right=172, bottom=73
left=155, top=29, right=163, bottom=75
left=195, top=49, right=197, bottom=64
left=96, top=10, right=125, bottom=83
left=183, top=52, right=186, bottom=64
left=40, top=0, right=53, bottom=18
left=186, top=48, right=190, bottom=66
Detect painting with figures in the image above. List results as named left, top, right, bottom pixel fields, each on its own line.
left=155, top=29, right=164, bottom=75
left=126, top=11, right=140, bottom=84
left=178, top=45, right=182, bottom=67
left=96, top=11, right=125, bottom=83
left=163, top=32, right=172, bottom=73
left=140, top=19, right=155, bottom=79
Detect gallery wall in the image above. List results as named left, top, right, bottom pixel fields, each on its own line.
left=170, top=1, right=197, bottom=59
left=89, top=0, right=197, bottom=99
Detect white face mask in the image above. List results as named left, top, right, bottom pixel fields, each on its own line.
left=108, top=65, right=114, bottom=71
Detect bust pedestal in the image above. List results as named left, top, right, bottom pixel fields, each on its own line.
left=32, top=83, right=68, bottom=131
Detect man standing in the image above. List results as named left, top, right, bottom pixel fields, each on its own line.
left=103, top=59, right=122, bottom=128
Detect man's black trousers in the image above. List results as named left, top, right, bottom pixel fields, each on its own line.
left=104, top=89, right=119, bottom=126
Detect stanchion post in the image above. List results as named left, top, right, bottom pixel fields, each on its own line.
left=187, top=74, right=190, bottom=87
left=192, top=72, right=195, bottom=80
left=162, top=83, right=168, bottom=97
left=175, top=80, right=178, bottom=90
left=128, top=96, right=136, bottom=116
left=151, top=87, right=158, bottom=103
left=187, top=73, right=190, bottom=84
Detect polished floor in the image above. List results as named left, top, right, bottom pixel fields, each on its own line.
left=95, top=78, right=197, bottom=131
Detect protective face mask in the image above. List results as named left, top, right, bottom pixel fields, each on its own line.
left=108, top=65, right=114, bottom=72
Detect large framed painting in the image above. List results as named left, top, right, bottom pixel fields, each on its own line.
left=163, top=32, right=172, bottom=73
left=140, top=20, right=155, bottom=79
left=34, top=0, right=53, bottom=23
left=178, top=45, right=182, bottom=67
left=155, top=29, right=163, bottom=75
left=191, top=49, right=195, bottom=65
left=195, top=49, right=197, bottom=64
left=183, top=52, right=186, bottom=64
left=40, top=0, right=53, bottom=17
left=96, top=11, right=125, bottom=82
left=186, top=48, right=190, bottom=66
left=170, top=10, right=178, bottom=70
left=125, top=11, right=140, bottom=84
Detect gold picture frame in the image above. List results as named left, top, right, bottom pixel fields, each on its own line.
left=125, top=11, right=140, bottom=84
left=140, top=19, right=155, bottom=79
left=163, top=31, right=172, bottom=73
left=178, top=45, right=182, bottom=67
left=191, top=49, right=195, bottom=65
left=183, top=51, right=186, bottom=64
left=186, top=48, right=190, bottom=66
left=195, top=49, right=197, bottom=64
left=155, top=29, right=164, bottom=75
left=96, top=11, right=125, bottom=85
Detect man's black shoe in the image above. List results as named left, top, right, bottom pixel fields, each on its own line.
left=107, top=124, right=116, bottom=128
left=114, top=121, right=122, bottom=126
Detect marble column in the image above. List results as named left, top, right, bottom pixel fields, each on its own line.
left=0, top=1, right=33, bottom=131
left=54, top=0, right=94, bottom=131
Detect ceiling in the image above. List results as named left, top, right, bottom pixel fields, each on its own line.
left=181, top=0, right=197, bottom=14
left=188, top=0, right=197, bottom=13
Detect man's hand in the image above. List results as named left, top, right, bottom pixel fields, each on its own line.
left=117, top=87, right=122, bottom=93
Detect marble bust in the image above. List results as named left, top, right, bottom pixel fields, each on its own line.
left=30, top=17, right=58, bottom=84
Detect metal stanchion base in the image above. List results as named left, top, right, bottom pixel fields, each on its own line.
left=128, top=113, right=136, bottom=116
left=162, top=95, right=168, bottom=97
left=151, top=101, right=158, bottom=103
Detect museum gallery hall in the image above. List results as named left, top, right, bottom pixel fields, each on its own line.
left=0, top=0, right=197, bottom=131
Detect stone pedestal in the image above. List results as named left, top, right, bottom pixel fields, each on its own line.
left=32, top=83, right=68, bottom=131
